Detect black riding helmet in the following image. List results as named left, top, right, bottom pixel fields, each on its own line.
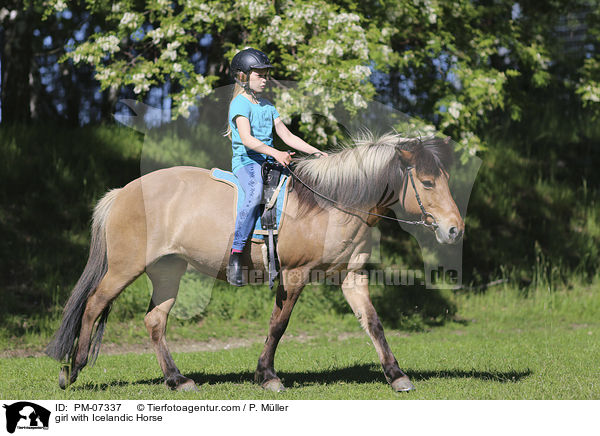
left=230, top=48, right=273, bottom=78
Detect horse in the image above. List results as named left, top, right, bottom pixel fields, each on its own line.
left=45, top=131, right=463, bottom=393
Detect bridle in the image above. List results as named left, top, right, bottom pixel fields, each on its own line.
left=401, top=166, right=438, bottom=229
left=284, top=159, right=439, bottom=230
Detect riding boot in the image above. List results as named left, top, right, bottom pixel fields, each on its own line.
left=227, top=252, right=245, bottom=287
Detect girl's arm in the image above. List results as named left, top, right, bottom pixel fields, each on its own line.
left=236, top=116, right=293, bottom=165
left=274, top=118, right=328, bottom=156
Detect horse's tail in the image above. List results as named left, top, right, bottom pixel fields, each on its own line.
left=45, top=189, right=121, bottom=363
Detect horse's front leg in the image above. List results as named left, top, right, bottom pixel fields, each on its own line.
left=342, top=270, right=415, bottom=392
left=255, top=268, right=307, bottom=392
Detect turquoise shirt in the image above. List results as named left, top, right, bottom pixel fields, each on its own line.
left=229, top=94, right=280, bottom=173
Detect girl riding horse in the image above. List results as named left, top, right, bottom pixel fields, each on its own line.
left=225, top=48, right=326, bottom=286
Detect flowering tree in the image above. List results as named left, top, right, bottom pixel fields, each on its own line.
left=42, top=0, right=385, bottom=145
left=38, top=0, right=600, bottom=155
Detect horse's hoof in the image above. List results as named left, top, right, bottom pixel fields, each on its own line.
left=262, top=379, right=286, bottom=392
left=58, top=366, right=70, bottom=390
left=165, top=375, right=198, bottom=392
left=391, top=376, right=415, bottom=392
left=176, top=379, right=199, bottom=392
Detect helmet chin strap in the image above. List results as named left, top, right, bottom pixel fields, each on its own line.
left=235, top=77, right=259, bottom=102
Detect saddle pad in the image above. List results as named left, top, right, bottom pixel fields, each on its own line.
left=210, top=168, right=288, bottom=241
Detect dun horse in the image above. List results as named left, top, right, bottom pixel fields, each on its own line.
left=46, top=132, right=463, bottom=392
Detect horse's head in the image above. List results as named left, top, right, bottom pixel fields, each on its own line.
left=396, top=137, right=464, bottom=244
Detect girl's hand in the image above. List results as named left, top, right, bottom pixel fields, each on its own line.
left=274, top=150, right=295, bottom=166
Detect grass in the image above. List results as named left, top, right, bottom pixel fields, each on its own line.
left=1, top=276, right=598, bottom=400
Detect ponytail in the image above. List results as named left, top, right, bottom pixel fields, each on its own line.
left=223, top=72, right=248, bottom=139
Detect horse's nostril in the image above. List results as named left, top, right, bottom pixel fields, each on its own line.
left=449, top=227, right=463, bottom=241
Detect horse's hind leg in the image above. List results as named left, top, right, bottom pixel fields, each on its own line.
left=341, top=271, right=415, bottom=392
left=144, top=256, right=196, bottom=391
left=255, top=268, right=307, bottom=392
left=64, top=267, right=142, bottom=388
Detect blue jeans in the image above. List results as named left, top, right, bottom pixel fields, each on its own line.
left=232, top=162, right=264, bottom=251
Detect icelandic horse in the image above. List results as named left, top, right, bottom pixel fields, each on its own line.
left=46, top=132, right=463, bottom=392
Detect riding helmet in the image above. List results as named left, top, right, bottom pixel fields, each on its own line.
left=230, top=48, right=273, bottom=77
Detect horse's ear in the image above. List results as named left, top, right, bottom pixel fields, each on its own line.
left=444, top=136, right=451, bottom=144
left=398, top=149, right=415, bottom=166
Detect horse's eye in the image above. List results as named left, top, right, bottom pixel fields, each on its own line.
left=421, top=180, right=434, bottom=189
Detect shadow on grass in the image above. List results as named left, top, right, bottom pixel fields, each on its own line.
left=73, top=364, right=532, bottom=391
left=278, top=365, right=533, bottom=386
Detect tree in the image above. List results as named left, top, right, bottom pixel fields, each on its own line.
left=1, top=0, right=115, bottom=125
left=1, top=1, right=38, bottom=123
left=39, top=0, right=599, bottom=155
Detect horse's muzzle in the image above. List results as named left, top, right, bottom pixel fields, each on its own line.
left=435, top=223, right=464, bottom=245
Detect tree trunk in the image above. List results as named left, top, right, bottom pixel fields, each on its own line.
left=100, top=85, right=119, bottom=122
left=1, top=7, right=34, bottom=123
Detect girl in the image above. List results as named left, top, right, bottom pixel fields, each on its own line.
left=226, top=47, right=326, bottom=286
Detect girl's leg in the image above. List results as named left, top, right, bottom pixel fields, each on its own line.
left=232, top=162, right=264, bottom=251
left=228, top=162, right=263, bottom=286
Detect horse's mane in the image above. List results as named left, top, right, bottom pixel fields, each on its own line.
left=291, top=130, right=453, bottom=214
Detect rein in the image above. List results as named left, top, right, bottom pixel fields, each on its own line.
left=285, top=160, right=438, bottom=230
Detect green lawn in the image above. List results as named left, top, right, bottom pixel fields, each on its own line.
left=1, top=280, right=598, bottom=400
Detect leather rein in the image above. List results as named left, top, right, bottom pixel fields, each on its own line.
left=284, top=159, right=439, bottom=230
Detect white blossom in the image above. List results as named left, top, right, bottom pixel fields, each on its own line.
left=97, top=35, right=120, bottom=54
left=351, top=64, right=371, bottom=80
left=132, top=72, right=150, bottom=94
left=55, top=0, right=67, bottom=12
left=328, top=12, right=360, bottom=30
left=312, top=86, right=325, bottom=96
left=448, top=101, right=463, bottom=119
left=289, top=4, right=320, bottom=24
left=581, top=83, right=600, bottom=102
left=352, top=92, right=367, bottom=108
left=244, top=0, right=270, bottom=20
left=95, top=69, right=116, bottom=82
left=161, top=42, right=180, bottom=61
left=351, top=39, right=368, bottom=58
left=147, top=28, right=165, bottom=44
left=322, top=40, right=343, bottom=57
left=380, top=45, right=393, bottom=58
left=193, top=11, right=210, bottom=23
left=120, top=12, right=139, bottom=29
left=316, top=126, right=327, bottom=140
left=178, top=96, right=194, bottom=118
left=280, top=91, right=292, bottom=104
left=301, top=112, right=313, bottom=123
